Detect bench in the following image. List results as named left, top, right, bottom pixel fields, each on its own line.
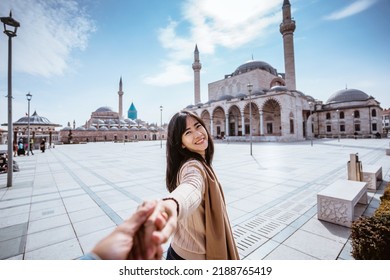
left=362, top=165, right=382, bottom=191
left=317, top=179, right=368, bottom=227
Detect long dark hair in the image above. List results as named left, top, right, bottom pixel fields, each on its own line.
left=166, top=110, right=214, bottom=192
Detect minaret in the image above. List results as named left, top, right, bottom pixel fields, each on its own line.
left=118, top=77, right=124, bottom=118
left=192, top=44, right=202, bottom=104
left=280, top=0, right=296, bottom=90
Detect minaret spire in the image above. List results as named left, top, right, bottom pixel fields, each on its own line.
left=280, top=0, right=296, bottom=90
left=192, top=44, right=202, bottom=104
left=118, top=76, right=124, bottom=118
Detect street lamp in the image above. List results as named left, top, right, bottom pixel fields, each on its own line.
left=336, top=109, right=340, bottom=142
left=160, top=105, right=163, bottom=148
left=247, top=83, right=253, bottom=155
left=309, top=102, right=313, bottom=146
left=26, top=92, right=32, bottom=155
left=1, top=11, right=20, bottom=187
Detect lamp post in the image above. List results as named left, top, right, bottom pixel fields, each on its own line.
left=160, top=105, right=163, bottom=148
left=336, top=109, right=340, bottom=142
left=247, top=83, right=253, bottom=155
left=26, top=92, right=32, bottom=155
left=309, top=102, right=313, bottom=146
left=1, top=11, right=20, bottom=187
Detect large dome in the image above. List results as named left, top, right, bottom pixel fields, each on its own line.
left=95, top=106, right=114, bottom=113
left=326, top=89, right=370, bottom=104
left=233, top=60, right=277, bottom=76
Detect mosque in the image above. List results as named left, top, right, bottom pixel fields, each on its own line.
left=185, top=0, right=383, bottom=141
left=58, top=77, right=166, bottom=143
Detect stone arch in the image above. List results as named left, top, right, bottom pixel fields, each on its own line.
left=212, top=106, right=226, bottom=138
left=228, top=105, right=241, bottom=136
left=243, top=100, right=260, bottom=136
left=200, top=110, right=211, bottom=134
left=261, top=98, right=282, bottom=135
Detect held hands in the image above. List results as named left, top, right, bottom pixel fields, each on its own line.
left=90, top=199, right=178, bottom=260
left=135, top=199, right=179, bottom=259
left=91, top=200, right=157, bottom=260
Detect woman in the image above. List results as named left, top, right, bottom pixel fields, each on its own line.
left=148, top=110, right=239, bottom=260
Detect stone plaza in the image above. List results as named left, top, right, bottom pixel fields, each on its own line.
left=0, top=138, right=388, bottom=260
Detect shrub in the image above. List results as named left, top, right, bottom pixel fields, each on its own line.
left=351, top=182, right=390, bottom=260
left=350, top=213, right=390, bottom=260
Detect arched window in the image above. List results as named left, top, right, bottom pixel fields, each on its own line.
left=354, top=110, right=360, bottom=118
left=372, top=109, right=377, bottom=117
left=326, top=113, right=331, bottom=120
left=340, top=111, right=345, bottom=119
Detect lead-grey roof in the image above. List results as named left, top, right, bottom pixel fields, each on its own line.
left=14, top=111, right=60, bottom=126
left=232, top=60, right=278, bottom=76
left=326, top=89, right=370, bottom=104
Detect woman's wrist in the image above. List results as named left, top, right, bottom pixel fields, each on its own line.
left=162, top=197, right=179, bottom=216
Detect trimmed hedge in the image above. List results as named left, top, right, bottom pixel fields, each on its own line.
left=351, top=182, right=390, bottom=260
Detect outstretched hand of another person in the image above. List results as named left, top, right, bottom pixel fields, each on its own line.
left=135, top=198, right=178, bottom=259
left=151, top=199, right=178, bottom=245
left=90, top=200, right=158, bottom=260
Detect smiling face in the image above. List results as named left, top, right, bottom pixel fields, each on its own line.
left=181, top=116, right=208, bottom=158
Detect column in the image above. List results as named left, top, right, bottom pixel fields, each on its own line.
left=210, top=115, right=214, bottom=137
left=260, top=110, right=264, bottom=135
left=225, top=114, right=229, bottom=137
left=241, top=112, right=245, bottom=135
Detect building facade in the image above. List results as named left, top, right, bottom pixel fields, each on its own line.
left=1, top=111, right=61, bottom=148
left=186, top=0, right=383, bottom=141
left=58, top=78, right=166, bottom=143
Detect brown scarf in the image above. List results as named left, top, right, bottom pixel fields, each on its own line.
left=202, top=162, right=240, bottom=260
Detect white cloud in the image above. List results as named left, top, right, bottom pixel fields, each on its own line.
left=324, top=0, right=378, bottom=20
left=143, top=62, right=193, bottom=86
left=0, top=0, right=96, bottom=77
left=144, top=0, right=282, bottom=87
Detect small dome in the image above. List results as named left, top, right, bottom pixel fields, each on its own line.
left=75, top=127, right=85, bottom=130
left=87, top=126, right=97, bottom=131
left=61, top=126, right=72, bottom=131
left=269, top=85, right=288, bottom=92
left=99, top=126, right=108, bottom=131
left=218, top=95, right=234, bottom=101
left=15, top=111, right=58, bottom=126
left=236, top=93, right=247, bottom=99
left=326, top=88, right=370, bottom=104
left=130, top=127, right=139, bottom=131
left=105, top=119, right=116, bottom=125
left=110, top=127, right=119, bottom=131
left=233, top=60, right=277, bottom=76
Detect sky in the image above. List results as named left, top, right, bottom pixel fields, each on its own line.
left=0, top=0, right=389, bottom=129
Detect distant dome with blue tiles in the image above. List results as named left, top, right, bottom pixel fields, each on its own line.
left=128, top=102, right=137, bottom=120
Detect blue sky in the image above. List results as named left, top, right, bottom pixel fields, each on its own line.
left=0, top=0, right=389, bottom=128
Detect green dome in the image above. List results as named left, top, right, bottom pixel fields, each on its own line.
left=128, top=102, right=137, bottom=120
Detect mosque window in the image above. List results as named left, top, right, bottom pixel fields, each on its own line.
left=326, top=125, right=331, bottom=132
left=340, top=111, right=345, bottom=119
left=372, top=109, right=377, bottom=117
left=144, top=135, right=147, bottom=139
left=340, top=124, right=345, bottom=132
left=290, top=119, right=294, bottom=133
left=355, top=124, right=361, bottom=131
left=326, top=113, right=331, bottom=120
left=354, top=110, right=360, bottom=118
left=372, top=123, right=377, bottom=131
